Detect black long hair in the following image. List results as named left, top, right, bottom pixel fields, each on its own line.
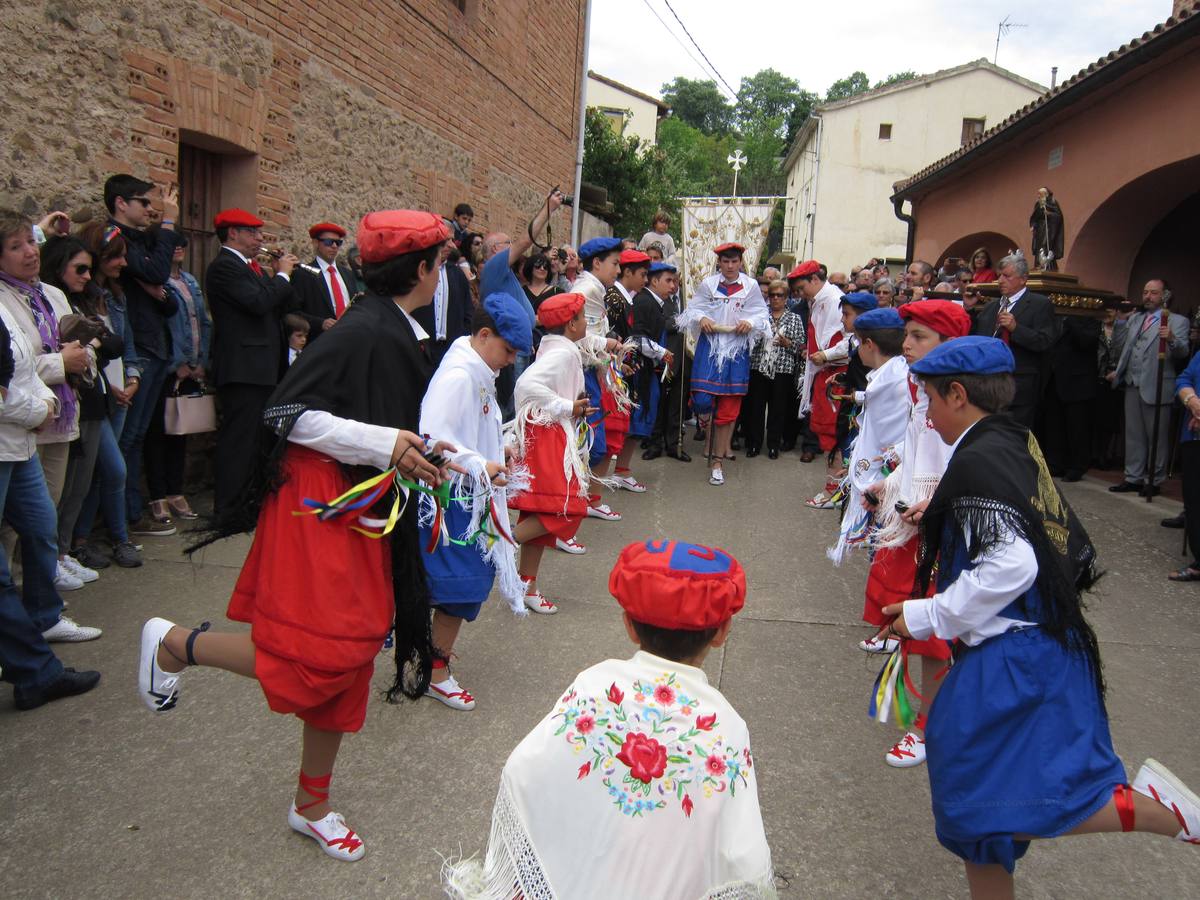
left=38, top=235, right=91, bottom=302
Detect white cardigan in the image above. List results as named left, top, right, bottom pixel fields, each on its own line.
left=0, top=304, right=56, bottom=461
left=0, top=280, right=78, bottom=444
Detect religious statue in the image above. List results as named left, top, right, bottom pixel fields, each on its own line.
left=1030, top=186, right=1064, bottom=271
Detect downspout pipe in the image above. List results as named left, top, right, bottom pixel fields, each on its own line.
left=571, top=0, right=593, bottom=245
left=892, top=194, right=915, bottom=265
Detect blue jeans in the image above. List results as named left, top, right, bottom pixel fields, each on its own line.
left=73, top=414, right=129, bottom=545
left=119, top=356, right=170, bottom=523
left=1, top=456, right=65, bottom=632
left=0, top=460, right=64, bottom=689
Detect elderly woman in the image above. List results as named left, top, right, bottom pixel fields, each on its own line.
left=873, top=278, right=896, bottom=307
left=744, top=279, right=805, bottom=459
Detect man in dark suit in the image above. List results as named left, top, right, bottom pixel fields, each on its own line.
left=411, top=231, right=474, bottom=366
left=291, top=221, right=355, bottom=343
left=971, top=253, right=1058, bottom=427
left=635, top=262, right=689, bottom=461
left=1039, top=316, right=1101, bottom=481
left=1107, top=278, right=1190, bottom=496
left=206, top=208, right=297, bottom=516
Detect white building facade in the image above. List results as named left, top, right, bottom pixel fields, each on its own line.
left=586, top=70, right=670, bottom=147
left=782, top=60, right=1044, bottom=270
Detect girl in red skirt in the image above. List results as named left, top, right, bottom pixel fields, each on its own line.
left=509, top=292, right=611, bottom=613
left=137, top=210, right=455, bottom=861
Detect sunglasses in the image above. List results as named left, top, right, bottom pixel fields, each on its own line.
left=126, top=196, right=153, bottom=208
left=72, top=263, right=91, bottom=276
left=318, top=238, right=345, bottom=247
left=533, top=262, right=548, bottom=269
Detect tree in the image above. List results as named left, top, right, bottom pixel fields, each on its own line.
left=824, top=71, right=870, bottom=102
left=660, top=77, right=734, bottom=135
left=735, top=69, right=819, bottom=144
left=874, top=71, right=918, bottom=89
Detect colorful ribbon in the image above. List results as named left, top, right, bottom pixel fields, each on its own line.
left=867, top=642, right=922, bottom=730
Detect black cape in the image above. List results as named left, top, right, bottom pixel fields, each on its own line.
left=916, top=414, right=1103, bottom=689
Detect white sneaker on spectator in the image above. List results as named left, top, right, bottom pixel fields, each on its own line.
left=54, top=562, right=84, bottom=592
left=60, top=555, right=99, bottom=584
left=612, top=473, right=647, bottom=492
left=43, top=616, right=102, bottom=643
left=555, top=537, right=586, bottom=554
left=586, top=503, right=621, bottom=521
left=709, top=467, right=725, bottom=486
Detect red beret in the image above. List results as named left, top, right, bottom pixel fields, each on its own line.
left=714, top=242, right=745, bottom=256
left=619, top=249, right=650, bottom=266
left=788, top=260, right=820, bottom=279
left=899, top=299, right=972, bottom=338
left=356, top=210, right=450, bottom=264
left=536, top=292, right=585, bottom=328
left=308, top=221, right=346, bottom=239
left=213, top=208, right=263, bottom=229
left=609, top=539, right=746, bottom=631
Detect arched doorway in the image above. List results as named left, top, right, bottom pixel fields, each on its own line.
left=1128, top=190, right=1200, bottom=316
left=936, top=231, right=1020, bottom=272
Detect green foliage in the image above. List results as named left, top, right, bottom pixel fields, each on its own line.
left=875, top=71, right=919, bottom=88
left=824, top=71, right=870, bottom=102
left=660, top=77, right=734, bottom=135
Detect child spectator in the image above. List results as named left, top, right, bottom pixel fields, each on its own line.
left=444, top=538, right=773, bottom=899
left=284, top=313, right=309, bottom=366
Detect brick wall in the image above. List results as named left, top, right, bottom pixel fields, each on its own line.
left=1, top=0, right=586, bottom=249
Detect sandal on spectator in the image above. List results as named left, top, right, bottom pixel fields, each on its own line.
left=1168, top=567, right=1200, bottom=582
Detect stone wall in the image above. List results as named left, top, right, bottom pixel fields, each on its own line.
left=1, top=0, right=586, bottom=248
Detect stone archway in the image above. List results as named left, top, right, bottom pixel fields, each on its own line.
left=1068, top=154, right=1200, bottom=296
left=1127, top=190, right=1200, bottom=315
left=936, top=231, right=1021, bottom=272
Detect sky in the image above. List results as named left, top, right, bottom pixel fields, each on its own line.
left=588, top=0, right=1172, bottom=104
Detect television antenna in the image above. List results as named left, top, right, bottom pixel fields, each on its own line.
left=995, top=14, right=1027, bottom=65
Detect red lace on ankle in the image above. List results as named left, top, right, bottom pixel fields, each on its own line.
left=1114, top=783, right=1136, bottom=832
left=296, top=771, right=332, bottom=814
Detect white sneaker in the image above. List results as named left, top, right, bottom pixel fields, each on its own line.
left=805, top=492, right=835, bottom=510
left=288, top=805, right=366, bottom=861
left=613, top=473, right=647, bottom=493
left=138, top=617, right=182, bottom=711
left=426, top=675, right=477, bottom=710
left=54, top=562, right=84, bottom=592
left=60, top=555, right=99, bottom=584
left=42, top=616, right=102, bottom=643
left=709, top=466, right=725, bottom=486
left=1133, top=758, right=1200, bottom=843
left=885, top=732, right=926, bottom=768
left=524, top=590, right=559, bottom=614
left=586, top=503, right=622, bottom=521
left=859, top=636, right=901, bottom=654
left=556, top=537, right=586, bottom=554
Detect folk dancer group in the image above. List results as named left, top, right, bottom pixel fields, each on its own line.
left=129, top=222, right=1199, bottom=898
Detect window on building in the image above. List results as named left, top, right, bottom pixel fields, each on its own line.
left=600, top=108, right=626, bottom=135
left=961, top=117, right=986, bottom=145
left=878, top=123, right=892, bottom=140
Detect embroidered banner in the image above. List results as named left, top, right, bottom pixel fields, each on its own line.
left=678, top=197, right=780, bottom=308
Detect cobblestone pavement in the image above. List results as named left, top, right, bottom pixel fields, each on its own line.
left=3, top=451, right=1199, bottom=899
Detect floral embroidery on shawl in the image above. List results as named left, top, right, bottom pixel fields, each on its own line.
left=552, top=671, right=752, bottom=818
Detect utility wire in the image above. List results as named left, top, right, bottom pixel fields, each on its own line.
left=661, top=0, right=740, bottom=98
left=638, top=0, right=733, bottom=97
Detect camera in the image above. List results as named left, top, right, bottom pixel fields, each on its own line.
left=560, top=195, right=574, bottom=208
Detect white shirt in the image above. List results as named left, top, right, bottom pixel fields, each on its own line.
left=316, top=258, right=350, bottom=316
left=431, top=264, right=449, bottom=340
left=677, top=272, right=769, bottom=369
left=901, top=422, right=1038, bottom=646
left=1001, top=285, right=1026, bottom=312
left=223, top=245, right=290, bottom=281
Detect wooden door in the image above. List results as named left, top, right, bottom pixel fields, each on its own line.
left=178, top=144, right=222, bottom=290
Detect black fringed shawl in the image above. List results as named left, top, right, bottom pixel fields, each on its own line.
left=190, top=293, right=435, bottom=700
left=916, top=414, right=1104, bottom=692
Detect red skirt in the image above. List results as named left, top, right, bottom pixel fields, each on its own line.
left=228, top=446, right=394, bottom=732
left=864, top=537, right=951, bottom=661
left=509, top=423, right=586, bottom=542
left=601, top=383, right=629, bottom=458
left=810, top=366, right=845, bottom=452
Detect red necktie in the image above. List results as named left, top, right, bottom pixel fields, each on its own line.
left=249, top=259, right=264, bottom=277
left=327, top=266, right=346, bottom=317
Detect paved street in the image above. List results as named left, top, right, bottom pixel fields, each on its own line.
left=3, top=450, right=1200, bottom=899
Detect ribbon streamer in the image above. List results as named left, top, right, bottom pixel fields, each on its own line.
left=867, top=642, right=921, bottom=730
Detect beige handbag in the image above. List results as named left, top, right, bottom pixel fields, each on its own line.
left=163, top=379, right=217, bottom=435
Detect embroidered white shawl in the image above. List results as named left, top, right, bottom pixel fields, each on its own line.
left=444, top=651, right=775, bottom=900
left=676, top=273, right=770, bottom=369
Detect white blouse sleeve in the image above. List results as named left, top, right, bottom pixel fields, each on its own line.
left=285, top=409, right=398, bottom=470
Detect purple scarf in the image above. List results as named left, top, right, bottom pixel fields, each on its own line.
left=0, top=271, right=78, bottom=435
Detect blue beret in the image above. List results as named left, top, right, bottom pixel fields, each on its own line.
left=853, top=307, right=904, bottom=331
left=578, top=237, right=623, bottom=260
left=910, top=335, right=1015, bottom=377
left=482, top=292, right=533, bottom=355
left=840, top=291, right=878, bottom=311
left=648, top=261, right=677, bottom=274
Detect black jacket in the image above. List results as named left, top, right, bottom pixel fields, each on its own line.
left=206, top=247, right=294, bottom=388
left=972, top=291, right=1059, bottom=378
left=1048, top=316, right=1101, bottom=403
left=291, top=259, right=357, bottom=342
left=110, top=219, right=178, bottom=360
left=410, top=264, right=473, bottom=365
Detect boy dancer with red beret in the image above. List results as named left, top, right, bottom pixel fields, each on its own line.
left=444, top=538, right=773, bottom=899
left=861, top=300, right=970, bottom=768
left=419, top=291, right=534, bottom=711
left=883, top=335, right=1200, bottom=898
left=138, top=210, right=454, bottom=861
left=508, top=293, right=618, bottom=613
left=607, top=248, right=653, bottom=492
left=677, top=242, right=768, bottom=486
